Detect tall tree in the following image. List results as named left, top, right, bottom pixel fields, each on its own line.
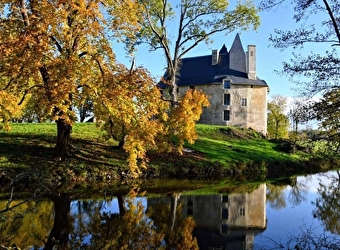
left=267, top=95, right=290, bottom=139
left=288, top=98, right=309, bottom=132
left=0, top=0, right=141, bottom=159
left=127, top=0, right=260, bottom=105
left=313, top=88, right=340, bottom=152
left=261, top=0, right=340, bottom=143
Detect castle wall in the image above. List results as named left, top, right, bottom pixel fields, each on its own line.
left=178, top=83, right=268, bottom=134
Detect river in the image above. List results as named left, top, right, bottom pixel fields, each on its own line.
left=0, top=170, right=339, bottom=249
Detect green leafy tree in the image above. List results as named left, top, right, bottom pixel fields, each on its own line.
left=260, top=0, right=340, bottom=147
left=267, top=95, right=290, bottom=139
left=128, top=0, right=260, bottom=105
left=313, top=89, right=340, bottom=152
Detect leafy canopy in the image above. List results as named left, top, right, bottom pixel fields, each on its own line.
left=267, top=95, right=290, bottom=139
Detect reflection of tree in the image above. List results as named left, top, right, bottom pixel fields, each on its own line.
left=87, top=195, right=165, bottom=249
left=0, top=188, right=199, bottom=249
left=266, top=184, right=286, bottom=209
left=44, top=194, right=72, bottom=249
left=288, top=180, right=307, bottom=207
left=312, top=171, right=340, bottom=234
left=266, top=178, right=308, bottom=209
left=85, top=190, right=198, bottom=249
left=147, top=193, right=198, bottom=250
left=0, top=199, right=54, bottom=248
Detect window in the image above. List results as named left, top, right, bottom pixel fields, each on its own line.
left=222, top=208, right=229, bottom=220
left=241, top=98, right=247, bottom=107
left=221, top=224, right=228, bottom=234
left=222, top=195, right=229, bottom=203
left=223, top=94, right=230, bottom=105
left=223, top=110, right=230, bottom=121
left=239, top=207, right=245, bottom=216
left=223, top=80, right=230, bottom=89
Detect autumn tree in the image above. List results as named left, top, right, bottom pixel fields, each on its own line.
left=94, top=63, right=208, bottom=176
left=126, top=0, right=260, bottom=105
left=0, top=0, right=141, bottom=158
left=261, top=0, right=340, bottom=144
left=267, top=95, right=290, bottom=139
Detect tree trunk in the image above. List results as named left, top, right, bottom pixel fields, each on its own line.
left=45, top=194, right=71, bottom=249
left=170, top=76, right=178, bottom=107
left=55, top=118, right=72, bottom=159
left=117, top=194, right=127, bottom=216
left=170, top=193, right=180, bottom=231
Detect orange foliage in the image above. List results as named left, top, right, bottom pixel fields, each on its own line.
left=168, top=89, right=210, bottom=152
left=95, top=65, right=169, bottom=177
left=0, top=0, right=142, bottom=153
left=0, top=0, right=208, bottom=175
left=0, top=90, right=22, bottom=130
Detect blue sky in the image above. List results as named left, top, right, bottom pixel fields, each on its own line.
left=112, top=1, right=331, bottom=100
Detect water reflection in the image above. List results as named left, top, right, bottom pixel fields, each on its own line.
left=148, top=183, right=266, bottom=250
left=0, top=172, right=340, bottom=249
left=312, top=170, right=340, bottom=235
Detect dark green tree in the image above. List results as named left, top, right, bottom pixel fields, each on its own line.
left=261, top=0, right=340, bottom=148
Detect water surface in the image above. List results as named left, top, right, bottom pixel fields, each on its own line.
left=0, top=171, right=339, bottom=249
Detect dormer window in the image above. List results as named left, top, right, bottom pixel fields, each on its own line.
left=223, top=79, right=230, bottom=89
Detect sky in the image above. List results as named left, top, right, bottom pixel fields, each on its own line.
left=112, top=1, right=331, bottom=101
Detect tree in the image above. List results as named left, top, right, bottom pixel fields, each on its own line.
left=267, top=95, right=290, bottom=139
left=313, top=89, right=340, bottom=152
left=0, top=0, right=141, bottom=159
left=260, top=0, right=340, bottom=144
left=0, top=90, right=22, bottom=130
left=312, top=171, right=340, bottom=235
left=76, top=98, right=94, bottom=122
left=94, top=63, right=209, bottom=176
left=128, top=0, right=260, bottom=105
left=288, top=98, right=310, bottom=132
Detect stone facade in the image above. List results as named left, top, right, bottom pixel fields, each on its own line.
left=176, top=34, right=269, bottom=134
left=179, top=83, right=268, bottom=134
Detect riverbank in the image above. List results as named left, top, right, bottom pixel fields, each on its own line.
left=0, top=123, right=338, bottom=189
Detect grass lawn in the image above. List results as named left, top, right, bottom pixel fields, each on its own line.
left=0, top=122, right=331, bottom=184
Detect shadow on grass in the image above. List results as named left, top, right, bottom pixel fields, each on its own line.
left=0, top=132, right=127, bottom=171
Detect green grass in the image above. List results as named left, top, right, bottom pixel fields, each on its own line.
left=190, top=124, right=301, bottom=165
left=0, top=122, right=333, bottom=185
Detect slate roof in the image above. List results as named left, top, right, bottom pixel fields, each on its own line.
left=176, top=34, right=268, bottom=87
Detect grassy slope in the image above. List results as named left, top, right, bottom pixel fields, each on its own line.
left=191, top=124, right=302, bottom=165
left=0, top=122, right=321, bottom=183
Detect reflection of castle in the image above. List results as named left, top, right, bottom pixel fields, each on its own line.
left=148, top=183, right=266, bottom=250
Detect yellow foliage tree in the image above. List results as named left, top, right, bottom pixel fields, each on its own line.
left=167, top=89, right=210, bottom=153
left=1, top=0, right=209, bottom=176
left=0, top=90, right=22, bottom=130
left=95, top=64, right=169, bottom=177
left=0, top=0, right=141, bottom=158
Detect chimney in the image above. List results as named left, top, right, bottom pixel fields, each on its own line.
left=212, top=49, right=219, bottom=65
left=246, top=45, right=256, bottom=80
